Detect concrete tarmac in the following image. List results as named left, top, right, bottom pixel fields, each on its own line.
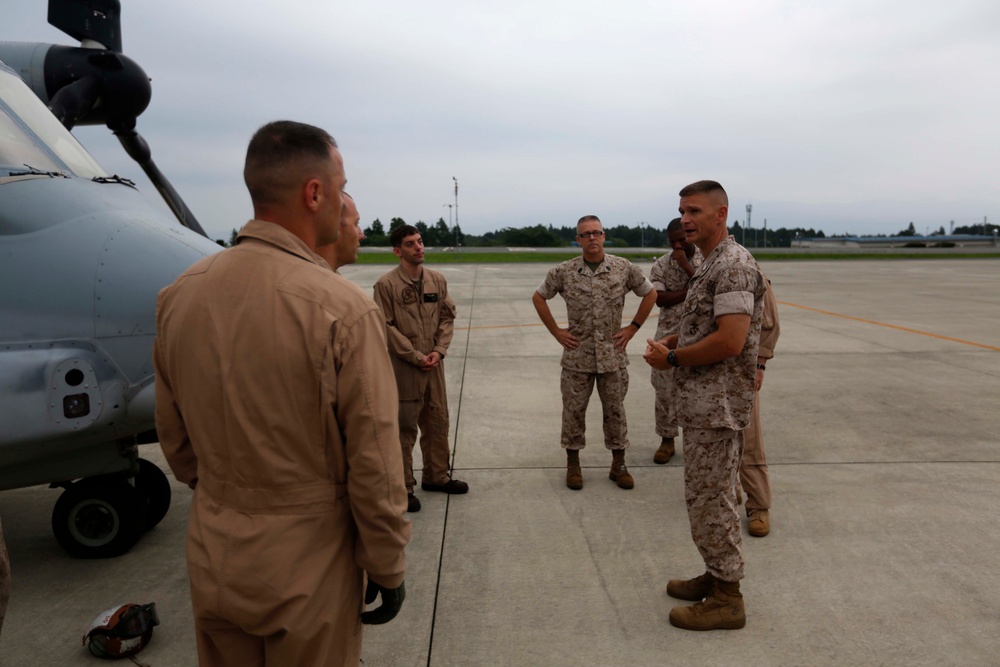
left=1, top=258, right=998, bottom=665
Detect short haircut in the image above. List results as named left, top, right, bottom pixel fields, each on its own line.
left=678, top=180, right=728, bottom=206
left=244, top=120, right=337, bottom=207
left=577, top=215, right=601, bottom=232
left=391, top=224, right=421, bottom=248
left=666, top=217, right=683, bottom=233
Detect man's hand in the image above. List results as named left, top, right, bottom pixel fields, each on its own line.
left=643, top=338, right=672, bottom=370
left=612, top=326, right=636, bottom=351
left=420, top=351, right=442, bottom=371
left=361, top=580, right=406, bottom=625
left=755, top=367, right=764, bottom=392
left=672, top=248, right=695, bottom=275
left=553, top=328, right=580, bottom=350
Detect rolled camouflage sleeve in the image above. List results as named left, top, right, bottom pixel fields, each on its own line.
left=713, top=268, right=759, bottom=318
left=649, top=257, right=668, bottom=292
left=626, top=262, right=654, bottom=297
left=536, top=266, right=562, bottom=300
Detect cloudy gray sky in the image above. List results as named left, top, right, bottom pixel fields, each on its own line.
left=3, top=0, right=999, bottom=241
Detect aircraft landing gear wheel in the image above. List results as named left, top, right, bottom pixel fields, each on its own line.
left=51, top=478, right=147, bottom=559
left=134, top=458, right=171, bottom=531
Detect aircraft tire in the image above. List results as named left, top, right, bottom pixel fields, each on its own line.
left=51, top=478, right=148, bottom=559
left=134, top=458, right=171, bottom=531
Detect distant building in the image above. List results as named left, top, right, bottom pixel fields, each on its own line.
left=792, top=233, right=998, bottom=249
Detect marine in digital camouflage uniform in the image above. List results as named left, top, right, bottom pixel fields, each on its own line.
left=644, top=181, right=765, bottom=632
left=533, top=215, right=656, bottom=491
left=648, top=218, right=703, bottom=464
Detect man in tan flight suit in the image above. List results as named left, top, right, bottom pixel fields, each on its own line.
left=155, top=121, right=410, bottom=666
left=533, top=215, right=657, bottom=491
left=645, top=180, right=765, bottom=631
left=648, top=218, right=703, bottom=464
left=374, top=225, right=467, bottom=514
left=741, top=278, right=780, bottom=537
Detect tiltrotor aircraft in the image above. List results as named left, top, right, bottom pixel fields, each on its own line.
left=0, top=0, right=220, bottom=557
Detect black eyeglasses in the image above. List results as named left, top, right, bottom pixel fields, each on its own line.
left=577, top=230, right=605, bottom=239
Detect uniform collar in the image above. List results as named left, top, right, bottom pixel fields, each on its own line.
left=574, top=254, right=611, bottom=274
left=235, top=219, right=331, bottom=269
left=394, top=264, right=424, bottom=283
left=701, top=235, right=736, bottom=265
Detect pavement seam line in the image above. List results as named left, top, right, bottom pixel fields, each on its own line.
left=426, top=265, right=479, bottom=667
left=777, top=300, right=1000, bottom=351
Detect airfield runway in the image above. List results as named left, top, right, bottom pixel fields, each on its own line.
left=1, top=258, right=998, bottom=666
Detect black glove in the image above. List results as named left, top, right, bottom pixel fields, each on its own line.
left=360, top=579, right=405, bottom=625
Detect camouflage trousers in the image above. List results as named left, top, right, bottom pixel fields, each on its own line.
left=740, top=390, right=771, bottom=511
left=683, top=427, right=745, bottom=582
left=650, top=366, right=679, bottom=439
left=560, top=367, right=630, bottom=450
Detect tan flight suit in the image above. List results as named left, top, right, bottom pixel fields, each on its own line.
left=536, top=255, right=654, bottom=450
left=373, top=266, right=457, bottom=492
left=154, top=220, right=409, bottom=667
left=673, top=236, right=765, bottom=582
left=649, top=248, right=703, bottom=439
left=741, top=279, right=780, bottom=511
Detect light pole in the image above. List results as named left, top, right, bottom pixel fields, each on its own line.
left=444, top=203, right=456, bottom=248
left=452, top=177, right=459, bottom=231
left=745, top=203, right=752, bottom=246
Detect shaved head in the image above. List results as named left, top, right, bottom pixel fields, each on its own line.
left=678, top=180, right=728, bottom=208
left=244, top=120, right=338, bottom=208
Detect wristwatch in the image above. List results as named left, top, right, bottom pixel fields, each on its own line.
left=667, top=350, right=680, bottom=367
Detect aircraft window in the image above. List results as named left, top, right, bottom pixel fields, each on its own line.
left=0, top=68, right=106, bottom=178
left=0, top=106, right=63, bottom=174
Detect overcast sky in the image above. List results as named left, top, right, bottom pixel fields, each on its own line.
left=3, top=0, right=999, bottom=241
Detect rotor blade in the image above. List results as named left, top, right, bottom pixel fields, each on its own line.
left=115, top=128, right=208, bottom=238
left=46, top=74, right=101, bottom=130
left=48, top=0, right=123, bottom=52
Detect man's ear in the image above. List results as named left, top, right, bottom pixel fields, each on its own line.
left=304, top=178, right=322, bottom=212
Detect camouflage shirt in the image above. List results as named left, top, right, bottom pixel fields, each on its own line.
left=674, top=236, right=766, bottom=430
left=649, top=247, right=704, bottom=339
left=537, top=254, right=654, bottom=373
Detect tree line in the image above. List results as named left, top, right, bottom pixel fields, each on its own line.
left=219, top=219, right=997, bottom=249
left=360, top=218, right=828, bottom=249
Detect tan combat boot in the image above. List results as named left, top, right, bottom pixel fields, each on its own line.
left=748, top=509, right=770, bottom=537
left=653, top=437, right=675, bottom=464
left=566, top=449, right=583, bottom=490
left=666, top=572, right=714, bottom=601
left=669, top=578, right=746, bottom=631
left=609, top=449, right=634, bottom=489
